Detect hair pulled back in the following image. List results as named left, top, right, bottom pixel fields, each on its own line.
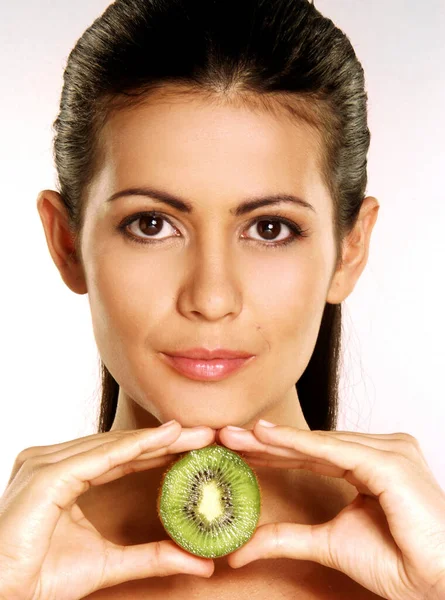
left=52, top=0, right=370, bottom=433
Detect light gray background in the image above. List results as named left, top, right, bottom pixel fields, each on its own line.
left=1, top=0, right=444, bottom=493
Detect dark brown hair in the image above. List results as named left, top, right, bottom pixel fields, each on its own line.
left=52, top=0, right=370, bottom=433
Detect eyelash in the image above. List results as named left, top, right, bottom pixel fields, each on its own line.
left=117, top=210, right=310, bottom=249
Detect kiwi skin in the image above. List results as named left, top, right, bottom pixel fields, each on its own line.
left=156, top=444, right=262, bottom=559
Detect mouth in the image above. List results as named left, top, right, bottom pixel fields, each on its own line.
left=159, top=353, right=256, bottom=381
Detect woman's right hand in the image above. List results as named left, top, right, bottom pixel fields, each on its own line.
left=0, top=420, right=216, bottom=600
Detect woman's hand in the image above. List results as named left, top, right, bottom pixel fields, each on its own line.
left=219, top=421, right=445, bottom=600
left=0, top=421, right=215, bottom=600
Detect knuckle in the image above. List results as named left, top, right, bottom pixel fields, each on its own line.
left=96, top=440, right=121, bottom=471
left=397, top=432, right=419, bottom=446
left=6, top=450, right=42, bottom=487
left=118, top=462, right=137, bottom=477
left=20, top=457, right=64, bottom=492
left=12, top=443, right=54, bottom=471
left=153, top=540, right=164, bottom=573
left=394, top=433, right=423, bottom=461
left=315, top=435, right=333, bottom=455
left=271, top=522, right=284, bottom=553
left=6, top=456, right=45, bottom=488
left=408, top=435, right=422, bottom=453
left=14, top=446, right=40, bottom=466
left=21, top=455, right=44, bottom=475
left=28, top=462, right=87, bottom=500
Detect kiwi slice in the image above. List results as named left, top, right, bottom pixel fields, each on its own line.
left=157, top=444, right=261, bottom=558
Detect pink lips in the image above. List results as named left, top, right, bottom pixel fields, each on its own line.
left=160, top=353, right=255, bottom=381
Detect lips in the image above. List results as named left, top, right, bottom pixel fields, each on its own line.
left=160, top=352, right=255, bottom=381
left=164, top=348, right=254, bottom=360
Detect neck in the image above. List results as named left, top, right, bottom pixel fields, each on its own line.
left=109, top=385, right=312, bottom=432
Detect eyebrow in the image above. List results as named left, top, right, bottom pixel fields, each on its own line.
left=105, top=186, right=316, bottom=216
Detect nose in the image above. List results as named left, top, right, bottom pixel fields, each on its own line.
left=176, top=240, right=242, bottom=322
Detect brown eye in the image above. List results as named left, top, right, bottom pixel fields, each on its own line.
left=126, top=213, right=177, bottom=241
left=138, top=214, right=164, bottom=236
left=245, top=218, right=296, bottom=244
left=255, top=219, right=284, bottom=240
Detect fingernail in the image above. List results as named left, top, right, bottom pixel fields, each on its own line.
left=226, top=425, right=245, bottom=431
left=160, top=419, right=177, bottom=427
left=258, top=419, right=277, bottom=428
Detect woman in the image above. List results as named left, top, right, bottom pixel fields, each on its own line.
left=1, top=0, right=444, bottom=598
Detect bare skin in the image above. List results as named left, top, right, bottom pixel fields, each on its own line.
left=36, top=86, right=380, bottom=597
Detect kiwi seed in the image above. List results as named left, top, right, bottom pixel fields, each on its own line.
left=157, top=444, right=261, bottom=558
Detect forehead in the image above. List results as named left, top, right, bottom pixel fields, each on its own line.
left=89, top=90, right=330, bottom=218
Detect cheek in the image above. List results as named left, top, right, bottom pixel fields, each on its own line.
left=248, top=251, right=326, bottom=338
left=245, top=249, right=330, bottom=388
left=86, top=249, right=174, bottom=349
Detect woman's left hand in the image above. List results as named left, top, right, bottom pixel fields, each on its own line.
left=219, top=421, right=445, bottom=600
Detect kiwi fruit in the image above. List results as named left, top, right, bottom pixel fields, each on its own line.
left=157, top=444, right=261, bottom=558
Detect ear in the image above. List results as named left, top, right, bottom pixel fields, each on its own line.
left=326, top=196, right=380, bottom=304
left=36, top=189, right=88, bottom=295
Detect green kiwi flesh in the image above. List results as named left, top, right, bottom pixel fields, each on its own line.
left=157, top=444, right=261, bottom=558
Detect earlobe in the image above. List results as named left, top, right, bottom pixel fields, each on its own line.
left=326, top=266, right=349, bottom=305
left=36, top=190, right=88, bottom=295
left=326, top=196, right=380, bottom=305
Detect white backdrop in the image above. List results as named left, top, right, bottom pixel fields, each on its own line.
left=1, top=0, right=444, bottom=494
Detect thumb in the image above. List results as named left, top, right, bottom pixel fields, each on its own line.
left=99, top=538, right=214, bottom=589
left=227, top=522, right=332, bottom=569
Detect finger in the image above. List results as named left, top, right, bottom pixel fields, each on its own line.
left=244, top=455, right=350, bottom=480
left=42, top=426, right=215, bottom=471
left=251, top=423, right=398, bottom=497
left=221, top=425, right=422, bottom=463
left=8, top=428, right=166, bottom=485
left=99, top=538, right=214, bottom=589
left=12, top=426, right=216, bottom=473
left=226, top=505, right=400, bottom=586
left=251, top=423, right=444, bottom=507
left=221, top=426, right=382, bottom=461
left=8, top=429, right=143, bottom=482
left=89, top=427, right=216, bottom=486
left=7, top=426, right=216, bottom=486
left=221, top=427, right=360, bottom=469
left=17, top=424, right=183, bottom=458
left=223, top=425, right=412, bottom=440
left=219, top=427, right=306, bottom=459
left=88, top=454, right=176, bottom=486
left=220, top=427, right=392, bottom=496
left=245, top=455, right=373, bottom=496
left=0, top=423, right=183, bottom=554
left=227, top=502, right=413, bottom=599
left=227, top=521, right=322, bottom=569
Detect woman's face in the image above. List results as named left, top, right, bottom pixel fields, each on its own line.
left=80, top=90, right=338, bottom=428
